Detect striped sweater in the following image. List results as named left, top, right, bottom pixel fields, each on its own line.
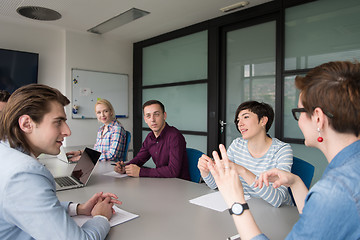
left=204, top=137, right=294, bottom=207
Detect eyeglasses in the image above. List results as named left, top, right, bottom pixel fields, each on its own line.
left=291, top=108, right=307, bottom=121
left=291, top=107, right=334, bottom=121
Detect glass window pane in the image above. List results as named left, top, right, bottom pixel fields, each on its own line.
left=226, top=21, right=276, bottom=147
left=252, top=62, right=275, bottom=77
left=283, top=75, right=304, bottom=139
left=141, top=130, right=155, bottom=168
left=142, top=31, right=208, bottom=85
left=140, top=132, right=207, bottom=167
left=242, top=77, right=276, bottom=103
left=183, top=134, right=207, bottom=155
left=285, top=0, right=360, bottom=70
left=142, top=83, right=207, bottom=132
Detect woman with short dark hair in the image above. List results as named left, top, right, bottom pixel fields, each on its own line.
left=199, top=100, right=294, bottom=208
left=209, top=61, right=360, bottom=239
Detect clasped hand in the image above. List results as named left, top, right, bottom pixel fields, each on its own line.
left=114, top=161, right=140, bottom=177
left=77, top=192, right=122, bottom=220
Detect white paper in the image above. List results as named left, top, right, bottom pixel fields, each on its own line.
left=189, top=191, right=250, bottom=212
left=103, top=171, right=128, bottom=178
left=227, top=234, right=241, bottom=240
left=72, top=206, right=138, bottom=227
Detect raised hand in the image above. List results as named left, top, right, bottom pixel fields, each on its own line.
left=197, top=154, right=212, bottom=177
left=207, top=144, right=245, bottom=207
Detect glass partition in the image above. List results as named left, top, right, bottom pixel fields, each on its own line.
left=141, top=30, right=208, bottom=153
left=225, top=21, right=276, bottom=147
left=142, top=31, right=208, bottom=85
left=283, top=75, right=303, bottom=139
left=141, top=131, right=207, bottom=167
left=142, top=83, right=207, bottom=132
left=183, top=134, right=207, bottom=154
left=285, top=0, right=360, bottom=70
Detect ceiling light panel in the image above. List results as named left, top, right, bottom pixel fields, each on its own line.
left=220, top=1, right=249, bottom=13
left=88, top=8, right=150, bottom=34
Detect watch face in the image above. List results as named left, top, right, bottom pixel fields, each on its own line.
left=232, top=203, right=244, bottom=215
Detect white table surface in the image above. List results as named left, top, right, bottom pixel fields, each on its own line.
left=40, top=157, right=299, bottom=240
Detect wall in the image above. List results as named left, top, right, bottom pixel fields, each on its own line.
left=0, top=16, right=65, bottom=91
left=64, top=31, right=133, bottom=152
left=0, top=17, right=133, bottom=155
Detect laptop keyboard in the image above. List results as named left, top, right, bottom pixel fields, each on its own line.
left=55, top=177, right=78, bottom=187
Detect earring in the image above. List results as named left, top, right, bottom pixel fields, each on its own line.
left=317, top=128, right=323, bottom=142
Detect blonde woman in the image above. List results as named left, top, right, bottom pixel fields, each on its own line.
left=68, top=99, right=126, bottom=162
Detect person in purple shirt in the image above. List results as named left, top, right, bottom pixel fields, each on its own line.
left=114, top=100, right=190, bottom=180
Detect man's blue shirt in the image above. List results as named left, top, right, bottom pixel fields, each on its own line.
left=0, top=141, right=110, bottom=240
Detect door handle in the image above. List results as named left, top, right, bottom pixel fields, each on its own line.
left=219, top=120, right=227, bottom=133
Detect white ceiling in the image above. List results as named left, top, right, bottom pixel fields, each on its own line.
left=0, top=0, right=272, bottom=43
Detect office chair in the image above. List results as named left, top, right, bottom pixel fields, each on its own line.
left=186, top=148, right=204, bottom=183
left=289, top=156, right=315, bottom=205
left=122, top=131, right=131, bottom=162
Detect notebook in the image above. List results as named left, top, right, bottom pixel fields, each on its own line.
left=54, top=147, right=101, bottom=191
left=57, top=146, right=75, bottom=164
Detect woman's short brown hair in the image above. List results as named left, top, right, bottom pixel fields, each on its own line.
left=295, top=61, right=360, bottom=136
left=234, top=101, right=274, bottom=133
left=0, top=84, right=70, bottom=152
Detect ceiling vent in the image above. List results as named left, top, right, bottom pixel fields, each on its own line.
left=16, top=6, right=62, bottom=21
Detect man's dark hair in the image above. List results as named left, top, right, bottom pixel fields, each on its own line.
left=0, top=90, right=10, bottom=102
left=142, top=100, right=165, bottom=113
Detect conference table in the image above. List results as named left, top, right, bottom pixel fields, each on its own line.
left=40, top=156, right=299, bottom=240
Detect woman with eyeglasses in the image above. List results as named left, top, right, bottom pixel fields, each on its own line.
left=198, top=101, right=294, bottom=208
left=208, top=61, right=360, bottom=239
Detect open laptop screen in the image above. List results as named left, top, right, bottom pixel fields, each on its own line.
left=71, top=148, right=101, bottom=184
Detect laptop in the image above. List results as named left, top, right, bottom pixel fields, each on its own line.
left=57, top=146, right=76, bottom=164
left=54, top=147, right=101, bottom=191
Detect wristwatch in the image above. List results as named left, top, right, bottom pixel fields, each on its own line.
left=228, top=202, right=249, bottom=215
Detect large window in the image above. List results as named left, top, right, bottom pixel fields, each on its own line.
left=134, top=0, right=360, bottom=154
left=283, top=0, right=360, bottom=141
left=140, top=31, right=208, bottom=154
left=225, top=21, right=276, bottom=147
left=142, top=31, right=207, bottom=85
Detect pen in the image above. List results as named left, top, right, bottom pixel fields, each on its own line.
left=111, top=163, right=126, bottom=167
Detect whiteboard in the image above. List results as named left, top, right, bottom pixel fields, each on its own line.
left=71, top=69, right=128, bottom=119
